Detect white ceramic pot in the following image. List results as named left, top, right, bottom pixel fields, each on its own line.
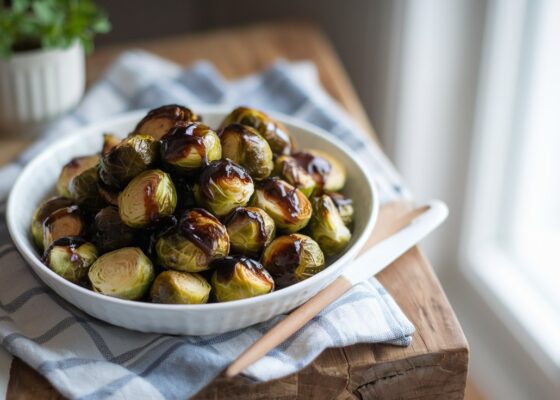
left=0, top=41, right=85, bottom=135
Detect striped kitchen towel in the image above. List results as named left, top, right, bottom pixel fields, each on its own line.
left=0, top=51, right=413, bottom=400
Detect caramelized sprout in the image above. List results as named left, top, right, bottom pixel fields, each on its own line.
left=155, top=208, right=229, bottom=272
left=224, top=206, right=275, bottom=257
left=99, top=134, right=158, bottom=189
left=133, top=104, right=200, bottom=140
left=88, top=247, right=155, bottom=300
left=273, top=155, right=316, bottom=197
left=194, top=160, right=254, bottom=217
left=44, top=237, right=98, bottom=284
left=118, top=169, right=177, bottom=228
left=292, top=150, right=346, bottom=192
left=56, top=155, right=99, bottom=198
left=160, top=123, right=221, bottom=174
left=308, top=195, right=351, bottom=256
left=219, top=123, right=273, bottom=180
left=250, top=178, right=312, bottom=233
left=31, top=196, right=74, bottom=250
left=326, top=192, right=354, bottom=226
left=93, top=206, right=137, bottom=253
left=42, top=206, right=86, bottom=250
left=211, top=257, right=274, bottom=302
left=68, top=166, right=106, bottom=211
left=261, top=234, right=325, bottom=288
left=150, top=270, right=211, bottom=304
left=219, top=106, right=293, bottom=155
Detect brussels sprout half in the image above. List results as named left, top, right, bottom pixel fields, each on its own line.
left=326, top=192, right=354, bottom=226
left=218, top=123, right=273, bottom=180
left=307, top=195, right=351, bottom=256
left=224, top=206, right=275, bottom=257
left=42, top=206, right=86, bottom=250
left=250, top=178, right=312, bottom=233
left=219, top=106, right=293, bottom=155
left=133, top=104, right=200, bottom=140
left=118, top=169, right=177, bottom=228
left=292, top=150, right=346, bottom=192
left=88, top=247, right=155, bottom=300
left=57, top=155, right=100, bottom=198
left=150, top=270, right=211, bottom=304
left=160, top=123, right=221, bottom=174
left=194, top=159, right=254, bottom=217
left=273, top=155, right=316, bottom=197
left=43, top=237, right=98, bottom=284
left=93, top=206, right=137, bottom=253
left=211, top=257, right=274, bottom=302
left=99, top=134, right=158, bottom=189
left=261, top=233, right=325, bottom=288
left=31, top=196, right=74, bottom=250
left=68, top=166, right=106, bottom=211
left=155, top=208, right=229, bottom=272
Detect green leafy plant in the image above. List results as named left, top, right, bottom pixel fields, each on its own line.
left=0, top=0, right=110, bottom=57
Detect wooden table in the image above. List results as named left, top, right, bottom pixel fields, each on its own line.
left=3, top=21, right=469, bottom=399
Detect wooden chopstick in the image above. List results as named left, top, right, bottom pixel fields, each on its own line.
left=224, top=202, right=425, bottom=378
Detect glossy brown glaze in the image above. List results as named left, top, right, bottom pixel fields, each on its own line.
left=198, top=159, right=253, bottom=200
left=143, top=174, right=160, bottom=222
left=35, top=197, right=74, bottom=226
left=134, top=104, right=200, bottom=139
left=259, top=178, right=304, bottom=220
left=262, top=235, right=302, bottom=288
left=212, top=256, right=274, bottom=288
left=292, top=151, right=332, bottom=187
left=160, top=123, right=211, bottom=164
left=179, top=208, right=228, bottom=255
left=220, top=106, right=293, bottom=155
left=42, top=236, right=88, bottom=262
left=43, top=206, right=85, bottom=246
left=224, top=206, right=268, bottom=243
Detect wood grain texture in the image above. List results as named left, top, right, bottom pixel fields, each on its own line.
left=6, top=21, right=468, bottom=399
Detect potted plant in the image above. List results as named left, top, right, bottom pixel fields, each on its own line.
left=0, top=0, right=110, bottom=135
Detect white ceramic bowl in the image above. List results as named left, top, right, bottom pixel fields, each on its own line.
left=7, top=106, right=378, bottom=335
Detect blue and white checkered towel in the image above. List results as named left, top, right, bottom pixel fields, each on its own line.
left=0, top=51, right=414, bottom=399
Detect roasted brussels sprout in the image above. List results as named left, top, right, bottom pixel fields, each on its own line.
left=150, top=270, right=211, bottom=304
left=218, top=123, right=273, bottom=180
left=99, top=134, right=158, bottom=189
left=307, top=195, right=351, bottom=256
left=102, top=133, right=121, bottom=155
left=56, top=155, right=99, bottom=198
left=43, top=237, right=98, bottom=284
left=68, top=166, right=106, bottom=211
left=97, top=181, right=119, bottom=207
left=211, top=257, right=274, bottom=302
left=224, top=207, right=275, bottom=256
left=194, top=160, right=254, bottom=217
left=155, top=208, right=229, bottom=272
left=42, top=206, right=86, bottom=250
left=118, top=169, right=177, bottom=228
left=160, top=123, right=221, bottom=174
left=250, top=178, right=312, bottom=233
left=292, top=150, right=346, bottom=192
left=93, top=206, right=137, bottom=253
left=219, top=107, right=293, bottom=155
left=273, top=155, right=316, bottom=197
left=133, top=104, right=200, bottom=140
left=88, top=247, right=155, bottom=300
left=326, top=192, right=354, bottom=226
left=262, top=234, right=325, bottom=288
left=31, top=196, right=74, bottom=250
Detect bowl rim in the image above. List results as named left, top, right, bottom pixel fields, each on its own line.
left=7, top=105, right=378, bottom=312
